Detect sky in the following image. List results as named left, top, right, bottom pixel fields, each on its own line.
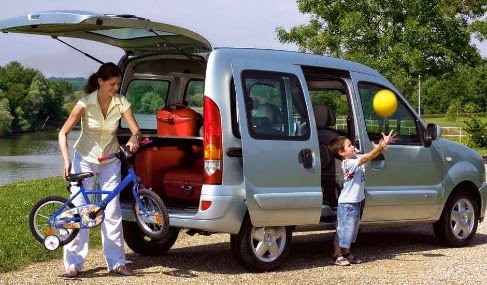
left=0, top=0, right=310, bottom=77
left=1, top=1, right=486, bottom=78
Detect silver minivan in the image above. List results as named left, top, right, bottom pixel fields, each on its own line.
left=2, top=11, right=486, bottom=272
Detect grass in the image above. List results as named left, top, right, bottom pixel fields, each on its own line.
left=0, top=177, right=101, bottom=273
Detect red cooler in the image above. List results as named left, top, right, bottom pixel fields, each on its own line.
left=156, top=104, right=198, bottom=136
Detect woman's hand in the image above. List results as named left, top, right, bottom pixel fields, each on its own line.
left=126, top=135, right=140, bottom=152
left=63, top=160, right=71, bottom=179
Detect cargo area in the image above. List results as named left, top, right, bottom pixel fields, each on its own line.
left=133, top=136, right=204, bottom=208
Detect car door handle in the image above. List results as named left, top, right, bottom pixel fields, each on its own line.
left=372, top=153, right=385, bottom=161
left=370, top=153, right=385, bottom=170
left=298, top=149, right=313, bottom=169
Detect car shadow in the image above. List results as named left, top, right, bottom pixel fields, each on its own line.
left=124, top=225, right=487, bottom=276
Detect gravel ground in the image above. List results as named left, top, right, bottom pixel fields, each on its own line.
left=1, top=220, right=487, bottom=285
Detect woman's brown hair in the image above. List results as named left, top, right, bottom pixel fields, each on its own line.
left=84, top=62, right=122, bottom=94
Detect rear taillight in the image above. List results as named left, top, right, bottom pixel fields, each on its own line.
left=203, top=96, right=222, bottom=184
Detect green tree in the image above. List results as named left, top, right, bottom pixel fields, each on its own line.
left=0, top=96, right=13, bottom=136
left=0, top=62, right=40, bottom=131
left=277, top=0, right=486, bottom=86
left=17, top=72, right=49, bottom=131
left=48, top=81, right=75, bottom=127
left=139, top=91, right=164, bottom=113
left=446, top=99, right=461, bottom=122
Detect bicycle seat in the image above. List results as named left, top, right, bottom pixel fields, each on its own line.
left=66, top=172, right=94, bottom=182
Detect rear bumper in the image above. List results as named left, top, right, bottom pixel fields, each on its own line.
left=122, top=184, right=247, bottom=234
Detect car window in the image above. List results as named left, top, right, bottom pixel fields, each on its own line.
left=121, top=79, right=170, bottom=130
left=358, top=82, right=420, bottom=145
left=184, top=80, right=204, bottom=115
left=241, top=70, right=310, bottom=140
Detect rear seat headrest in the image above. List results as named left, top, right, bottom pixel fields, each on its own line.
left=313, top=104, right=335, bottom=129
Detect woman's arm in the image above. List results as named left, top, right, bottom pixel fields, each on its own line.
left=122, top=106, right=142, bottom=152
left=58, top=104, right=84, bottom=178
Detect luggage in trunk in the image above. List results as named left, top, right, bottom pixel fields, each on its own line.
left=163, top=168, right=203, bottom=206
left=156, top=104, right=199, bottom=136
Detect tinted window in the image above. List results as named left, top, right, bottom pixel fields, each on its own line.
left=121, top=79, right=169, bottom=130
left=358, top=82, right=420, bottom=145
left=241, top=70, right=310, bottom=140
left=184, top=80, right=204, bottom=115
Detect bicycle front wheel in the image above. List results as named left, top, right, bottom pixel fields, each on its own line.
left=29, top=196, right=79, bottom=247
left=133, top=189, right=169, bottom=239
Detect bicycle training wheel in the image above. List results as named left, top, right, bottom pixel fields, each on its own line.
left=29, top=196, right=79, bottom=247
left=133, top=189, right=169, bottom=239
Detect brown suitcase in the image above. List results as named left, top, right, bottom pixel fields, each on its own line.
left=163, top=168, right=203, bottom=206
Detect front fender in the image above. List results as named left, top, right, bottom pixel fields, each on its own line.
left=441, top=159, right=486, bottom=221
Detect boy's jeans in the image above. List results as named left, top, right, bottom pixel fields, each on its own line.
left=334, top=202, right=361, bottom=249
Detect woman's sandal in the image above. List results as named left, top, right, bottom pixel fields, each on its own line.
left=111, top=265, right=134, bottom=276
left=331, top=254, right=350, bottom=266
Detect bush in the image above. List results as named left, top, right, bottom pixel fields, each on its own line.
left=464, top=116, right=487, bottom=148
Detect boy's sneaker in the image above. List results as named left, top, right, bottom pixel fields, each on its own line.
left=344, top=253, right=362, bottom=264
left=331, top=254, right=350, bottom=266
left=64, top=267, right=78, bottom=278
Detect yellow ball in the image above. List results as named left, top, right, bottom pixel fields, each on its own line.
left=373, top=89, right=398, bottom=117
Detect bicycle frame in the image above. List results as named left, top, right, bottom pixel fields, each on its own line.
left=50, top=154, right=150, bottom=230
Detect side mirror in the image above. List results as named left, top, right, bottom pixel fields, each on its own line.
left=424, top=123, right=441, bottom=147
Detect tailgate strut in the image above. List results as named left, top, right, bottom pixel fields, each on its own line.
left=52, top=36, right=104, bottom=64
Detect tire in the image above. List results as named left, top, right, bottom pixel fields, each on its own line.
left=433, top=191, right=479, bottom=247
left=230, top=215, right=292, bottom=272
left=133, top=189, right=169, bottom=239
left=123, top=221, right=180, bottom=256
left=29, top=196, right=79, bottom=247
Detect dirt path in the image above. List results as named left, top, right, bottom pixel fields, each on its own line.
left=1, top=221, right=487, bottom=285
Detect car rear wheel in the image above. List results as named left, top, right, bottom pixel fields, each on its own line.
left=433, top=191, right=478, bottom=247
left=123, top=221, right=180, bottom=256
left=230, top=215, right=292, bottom=272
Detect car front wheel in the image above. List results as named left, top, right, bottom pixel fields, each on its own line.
left=433, top=191, right=478, bottom=247
left=230, top=216, right=292, bottom=272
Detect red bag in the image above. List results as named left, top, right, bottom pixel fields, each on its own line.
left=156, top=104, right=198, bottom=136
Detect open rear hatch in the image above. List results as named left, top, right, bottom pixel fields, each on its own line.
left=0, top=10, right=212, bottom=56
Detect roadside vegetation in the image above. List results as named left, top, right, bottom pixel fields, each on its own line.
left=423, top=115, right=487, bottom=156
left=0, top=177, right=101, bottom=273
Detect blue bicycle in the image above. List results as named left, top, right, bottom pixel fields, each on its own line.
left=28, top=138, right=169, bottom=250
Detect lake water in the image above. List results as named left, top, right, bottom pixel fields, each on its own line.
left=0, top=130, right=79, bottom=185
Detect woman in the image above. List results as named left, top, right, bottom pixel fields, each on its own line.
left=58, top=62, right=141, bottom=277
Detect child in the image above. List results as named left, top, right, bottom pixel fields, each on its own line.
left=328, top=130, right=394, bottom=266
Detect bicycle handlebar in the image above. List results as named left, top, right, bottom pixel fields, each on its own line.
left=98, top=137, right=152, bottom=162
